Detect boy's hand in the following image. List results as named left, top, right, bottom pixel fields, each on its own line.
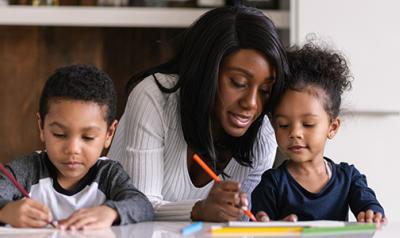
left=58, top=205, right=118, bottom=230
left=0, top=199, right=52, bottom=227
left=357, top=209, right=386, bottom=224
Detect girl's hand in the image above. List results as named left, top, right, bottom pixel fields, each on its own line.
left=58, top=205, right=118, bottom=230
left=0, top=199, right=52, bottom=227
left=191, top=181, right=244, bottom=222
left=357, top=209, right=386, bottom=224
left=255, top=211, right=297, bottom=222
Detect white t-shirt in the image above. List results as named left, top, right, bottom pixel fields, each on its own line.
left=108, top=73, right=277, bottom=220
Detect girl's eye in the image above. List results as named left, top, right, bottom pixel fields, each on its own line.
left=303, top=124, right=315, bottom=128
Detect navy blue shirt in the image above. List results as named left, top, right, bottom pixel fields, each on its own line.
left=251, top=158, right=384, bottom=221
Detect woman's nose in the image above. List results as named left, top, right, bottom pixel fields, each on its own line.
left=239, top=88, right=258, bottom=110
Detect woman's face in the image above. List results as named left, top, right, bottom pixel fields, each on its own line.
left=214, top=49, right=275, bottom=137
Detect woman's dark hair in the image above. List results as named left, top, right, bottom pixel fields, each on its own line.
left=126, top=6, right=289, bottom=172
left=279, top=42, right=352, bottom=119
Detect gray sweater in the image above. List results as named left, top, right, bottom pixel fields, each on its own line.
left=0, top=152, right=154, bottom=225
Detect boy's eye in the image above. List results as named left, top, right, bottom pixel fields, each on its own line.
left=53, top=133, right=66, bottom=138
left=303, top=123, right=315, bottom=128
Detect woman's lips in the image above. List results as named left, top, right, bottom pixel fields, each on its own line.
left=229, top=112, right=252, bottom=128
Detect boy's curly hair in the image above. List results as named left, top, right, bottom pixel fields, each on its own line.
left=39, top=64, right=117, bottom=126
left=280, top=42, right=352, bottom=119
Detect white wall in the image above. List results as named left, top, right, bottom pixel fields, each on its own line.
left=292, top=0, right=400, bottom=221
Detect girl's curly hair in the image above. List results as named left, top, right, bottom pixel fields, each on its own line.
left=280, top=42, right=352, bottom=119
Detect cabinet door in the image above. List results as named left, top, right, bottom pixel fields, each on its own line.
left=292, top=0, right=400, bottom=112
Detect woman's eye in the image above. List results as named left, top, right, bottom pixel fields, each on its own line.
left=82, top=136, right=95, bottom=141
left=230, top=78, right=246, bottom=88
left=278, top=124, right=288, bottom=128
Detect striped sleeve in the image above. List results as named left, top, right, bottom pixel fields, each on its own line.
left=108, top=75, right=198, bottom=220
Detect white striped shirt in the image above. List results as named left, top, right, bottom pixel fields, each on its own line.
left=108, top=73, right=277, bottom=220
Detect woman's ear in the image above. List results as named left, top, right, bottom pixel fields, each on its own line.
left=37, top=113, right=45, bottom=143
left=104, top=120, right=118, bottom=149
left=328, top=117, right=341, bottom=139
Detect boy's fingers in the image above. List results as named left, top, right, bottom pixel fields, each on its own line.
left=28, top=199, right=51, bottom=214
left=59, top=210, right=87, bottom=229
left=25, top=205, right=51, bottom=222
left=68, top=216, right=98, bottom=230
left=20, top=216, right=48, bottom=228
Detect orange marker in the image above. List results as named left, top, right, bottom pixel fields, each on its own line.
left=192, top=154, right=257, bottom=222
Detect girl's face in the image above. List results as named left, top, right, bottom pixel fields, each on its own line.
left=273, top=88, right=340, bottom=163
left=214, top=49, right=275, bottom=137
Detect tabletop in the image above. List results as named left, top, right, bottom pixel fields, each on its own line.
left=0, top=221, right=397, bottom=238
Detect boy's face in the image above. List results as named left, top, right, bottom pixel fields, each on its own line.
left=273, top=89, right=340, bottom=163
left=38, top=100, right=117, bottom=190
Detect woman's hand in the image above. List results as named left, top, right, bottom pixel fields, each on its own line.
left=58, top=205, right=118, bottom=230
left=255, top=211, right=298, bottom=222
left=191, top=181, right=245, bottom=222
left=0, top=199, right=52, bottom=228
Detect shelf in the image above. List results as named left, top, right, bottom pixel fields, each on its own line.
left=0, top=5, right=289, bottom=28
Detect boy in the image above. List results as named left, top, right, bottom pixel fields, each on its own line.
left=0, top=65, right=154, bottom=229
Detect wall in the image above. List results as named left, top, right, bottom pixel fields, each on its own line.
left=0, top=26, right=181, bottom=163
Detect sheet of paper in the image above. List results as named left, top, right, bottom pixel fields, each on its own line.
left=0, top=227, right=55, bottom=234
left=228, top=220, right=346, bottom=228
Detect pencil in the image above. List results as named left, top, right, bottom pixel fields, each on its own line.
left=0, top=163, right=56, bottom=228
left=192, top=154, right=257, bottom=222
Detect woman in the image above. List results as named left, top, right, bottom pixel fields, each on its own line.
left=108, top=5, right=288, bottom=221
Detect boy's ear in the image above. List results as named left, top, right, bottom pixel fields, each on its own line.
left=104, top=119, right=118, bottom=149
left=327, top=117, right=341, bottom=139
left=36, top=113, right=45, bottom=143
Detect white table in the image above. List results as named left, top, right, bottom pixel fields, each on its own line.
left=0, top=221, right=397, bottom=237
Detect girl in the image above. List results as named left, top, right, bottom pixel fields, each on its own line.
left=252, top=43, right=386, bottom=223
